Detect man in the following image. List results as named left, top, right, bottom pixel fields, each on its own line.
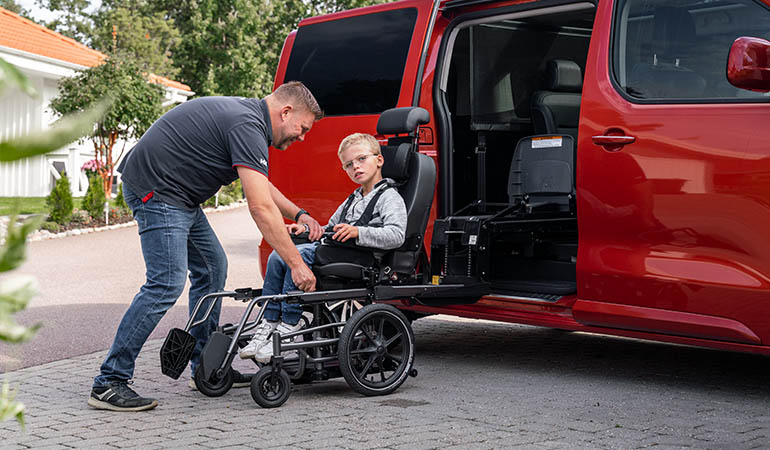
left=88, top=81, right=324, bottom=412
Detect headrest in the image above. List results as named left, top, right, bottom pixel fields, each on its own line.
left=377, top=107, right=430, bottom=135
left=545, top=60, right=582, bottom=92
left=652, top=7, right=696, bottom=59
left=381, top=143, right=412, bottom=183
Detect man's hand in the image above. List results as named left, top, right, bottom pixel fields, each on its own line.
left=332, top=223, right=359, bottom=242
left=291, top=262, right=316, bottom=292
left=298, top=214, right=323, bottom=240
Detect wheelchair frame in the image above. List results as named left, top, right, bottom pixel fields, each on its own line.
left=160, top=283, right=474, bottom=407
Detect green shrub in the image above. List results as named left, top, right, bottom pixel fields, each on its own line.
left=221, top=179, right=243, bottom=201
left=113, top=183, right=127, bottom=212
left=82, top=175, right=106, bottom=220
left=217, top=192, right=234, bottom=206
left=39, top=221, right=60, bottom=233
left=45, top=173, right=74, bottom=225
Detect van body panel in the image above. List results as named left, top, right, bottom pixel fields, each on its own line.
left=572, top=299, right=762, bottom=345
left=267, top=0, right=770, bottom=355
left=577, top=0, right=770, bottom=343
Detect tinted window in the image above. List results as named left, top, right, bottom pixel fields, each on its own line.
left=284, top=8, right=418, bottom=116
left=613, top=0, right=770, bottom=101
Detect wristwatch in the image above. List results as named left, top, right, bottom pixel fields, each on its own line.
left=294, top=209, right=309, bottom=222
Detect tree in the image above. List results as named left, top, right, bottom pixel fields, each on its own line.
left=160, top=0, right=389, bottom=98
left=34, top=0, right=92, bottom=43
left=90, top=6, right=182, bottom=79
left=49, top=54, right=164, bottom=195
left=0, top=0, right=36, bottom=21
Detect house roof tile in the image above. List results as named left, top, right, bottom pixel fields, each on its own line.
left=0, top=7, right=191, bottom=92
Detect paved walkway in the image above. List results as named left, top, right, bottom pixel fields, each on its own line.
left=2, top=314, right=770, bottom=449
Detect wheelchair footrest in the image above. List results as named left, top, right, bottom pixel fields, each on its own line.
left=160, top=328, right=196, bottom=380
left=200, top=331, right=232, bottom=381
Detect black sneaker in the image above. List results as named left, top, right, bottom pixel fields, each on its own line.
left=88, top=382, right=158, bottom=411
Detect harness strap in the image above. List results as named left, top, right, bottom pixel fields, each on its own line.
left=353, top=185, right=394, bottom=226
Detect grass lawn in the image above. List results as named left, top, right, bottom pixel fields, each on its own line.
left=0, top=197, right=85, bottom=216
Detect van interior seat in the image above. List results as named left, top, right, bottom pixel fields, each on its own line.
left=313, top=107, right=436, bottom=285
left=507, top=135, right=575, bottom=212
left=627, top=6, right=706, bottom=99
left=530, top=59, right=583, bottom=142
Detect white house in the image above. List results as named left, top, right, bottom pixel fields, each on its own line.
left=0, top=7, right=194, bottom=197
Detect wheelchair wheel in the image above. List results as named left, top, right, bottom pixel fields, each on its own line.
left=327, top=299, right=365, bottom=322
left=194, top=365, right=234, bottom=397
left=338, top=304, right=415, bottom=397
left=251, top=368, right=291, bottom=408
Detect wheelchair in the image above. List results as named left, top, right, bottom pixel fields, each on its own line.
left=159, top=106, right=488, bottom=407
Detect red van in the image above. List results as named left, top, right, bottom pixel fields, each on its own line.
left=262, top=0, right=770, bottom=356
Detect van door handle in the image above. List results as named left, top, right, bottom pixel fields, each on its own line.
left=592, top=135, right=636, bottom=150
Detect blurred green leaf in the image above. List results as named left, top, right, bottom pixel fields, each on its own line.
left=0, top=59, right=37, bottom=97
left=0, top=216, right=44, bottom=272
left=0, top=317, right=40, bottom=344
left=0, top=99, right=110, bottom=162
left=0, top=275, right=38, bottom=314
left=0, top=382, right=25, bottom=429
left=0, top=275, right=41, bottom=344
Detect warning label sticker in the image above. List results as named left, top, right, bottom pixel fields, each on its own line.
left=531, top=136, right=563, bottom=148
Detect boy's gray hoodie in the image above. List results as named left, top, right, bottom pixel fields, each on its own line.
left=326, top=178, right=407, bottom=250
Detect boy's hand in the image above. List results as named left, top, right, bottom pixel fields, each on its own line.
left=332, top=223, right=359, bottom=242
left=286, top=223, right=306, bottom=235
left=297, top=214, right=323, bottom=240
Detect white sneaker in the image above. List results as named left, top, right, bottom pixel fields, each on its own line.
left=254, top=312, right=313, bottom=363
left=239, top=320, right=278, bottom=359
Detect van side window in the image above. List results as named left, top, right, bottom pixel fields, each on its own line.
left=284, top=8, right=418, bottom=116
left=613, top=0, right=770, bottom=101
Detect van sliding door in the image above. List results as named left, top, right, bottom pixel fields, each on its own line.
left=576, top=0, right=770, bottom=345
left=262, top=1, right=433, bottom=269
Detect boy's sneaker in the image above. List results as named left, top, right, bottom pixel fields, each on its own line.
left=239, top=320, right=278, bottom=359
left=254, top=312, right=313, bottom=363
left=188, top=370, right=252, bottom=390
left=88, top=382, right=158, bottom=412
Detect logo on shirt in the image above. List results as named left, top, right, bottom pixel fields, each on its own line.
left=259, top=158, right=268, bottom=167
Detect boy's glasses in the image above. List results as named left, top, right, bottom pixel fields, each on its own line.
left=342, top=154, right=377, bottom=171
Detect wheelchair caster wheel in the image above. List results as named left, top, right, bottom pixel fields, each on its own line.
left=194, top=365, right=234, bottom=397
left=251, top=368, right=291, bottom=408
left=409, top=368, right=418, bottom=377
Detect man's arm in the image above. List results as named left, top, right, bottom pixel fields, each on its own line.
left=268, top=181, right=323, bottom=240
left=238, top=167, right=316, bottom=292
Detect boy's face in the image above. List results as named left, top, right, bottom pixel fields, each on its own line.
left=339, top=143, right=383, bottom=185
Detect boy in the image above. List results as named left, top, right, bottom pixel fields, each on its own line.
left=240, top=133, right=407, bottom=362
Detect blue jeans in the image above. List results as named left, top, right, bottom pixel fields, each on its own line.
left=262, top=243, right=317, bottom=325
left=93, top=184, right=227, bottom=387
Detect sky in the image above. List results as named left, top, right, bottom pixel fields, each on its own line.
left=18, top=0, right=59, bottom=22
left=17, top=0, right=101, bottom=23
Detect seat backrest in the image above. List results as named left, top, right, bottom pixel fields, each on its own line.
left=628, top=7, right=706, bottom=99
left=508, top=135, right=574, bottom=212
left=377, top=107, right=436, bottom=274
left=530, top=59, right=583, bottom=142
